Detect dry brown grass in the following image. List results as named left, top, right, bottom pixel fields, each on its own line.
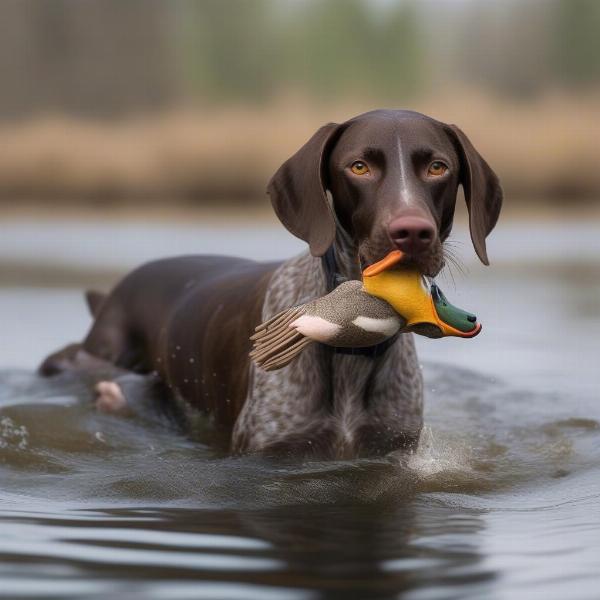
left=419, top=88, right=600, bottom=201
left=0, top=88, right=598, bottom=204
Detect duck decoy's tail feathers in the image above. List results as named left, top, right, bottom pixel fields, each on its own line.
left=260, top=337, right=312, bottom=371
left=250, top=306, right=305, bottom=340
left=250, top=306, right=314, bottom=370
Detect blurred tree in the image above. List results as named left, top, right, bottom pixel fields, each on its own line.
left=180, top=0, right=278, bottom=102
left=180, top=0, right=424, bottom=103
left=373, top=2, right=423, bottom=98
left=0, top=0, right=599, bottom=119
left=279, top=0, right=424, bottom=101
left=298, top=0, right=374, bottom=97
left=455, top=0, right=553, bottom=98
left=0, top=0, right=176, bottom=119
left=551, top=0, right=600, bottom=87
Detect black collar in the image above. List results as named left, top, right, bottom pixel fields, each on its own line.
left=321, top=246, right=398, bottom=358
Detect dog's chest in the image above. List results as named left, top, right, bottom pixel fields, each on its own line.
left=237, top=351, right=383, bottom=458
left=232, top=252, right=423, bottom=456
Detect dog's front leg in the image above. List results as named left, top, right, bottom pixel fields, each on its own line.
left=232, top=343, right=334, bottom=456
left=357, top=334, right=423, bottom=456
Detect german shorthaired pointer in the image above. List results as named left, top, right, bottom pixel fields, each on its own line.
left=40, top=110, right=502, bottom=458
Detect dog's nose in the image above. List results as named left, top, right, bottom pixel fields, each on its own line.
left=388, top=216, right=436, bottom=255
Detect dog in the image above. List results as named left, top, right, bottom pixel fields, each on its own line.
left=40, top=109, right=502, bottom=458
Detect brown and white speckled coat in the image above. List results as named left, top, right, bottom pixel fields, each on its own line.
left=233, top=245, right=424, bottom=458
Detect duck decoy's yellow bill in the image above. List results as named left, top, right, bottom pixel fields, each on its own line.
left=362, top=250, right=482, bottom=339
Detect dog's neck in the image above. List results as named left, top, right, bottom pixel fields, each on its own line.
left=323, top=219, right=361, bottom=290
left=323, top=192, right=361, bottom=285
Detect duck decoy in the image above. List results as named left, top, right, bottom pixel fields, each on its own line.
left=250, top=250, right=481, bottom=371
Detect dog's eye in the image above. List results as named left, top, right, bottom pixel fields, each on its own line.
left=427, top=161, right=448, bottom=177
left=351, top=161, right=370, bottom=175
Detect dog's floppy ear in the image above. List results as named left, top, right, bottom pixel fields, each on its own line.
left=448, top=125, right=503, bottom=265
left=267, top=123, right=343, bottom=257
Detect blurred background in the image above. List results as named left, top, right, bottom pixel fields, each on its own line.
left=0, top=0, right=598, bottom=209
left=0, top=0, right=599, bottom=366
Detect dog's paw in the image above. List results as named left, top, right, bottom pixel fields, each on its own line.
left=94, top=380, right=128, bottom=414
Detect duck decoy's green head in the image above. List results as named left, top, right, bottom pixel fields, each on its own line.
left=430, top=284, right=481, bottom=337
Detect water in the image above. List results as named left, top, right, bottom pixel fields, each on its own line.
left=0, top=217, right=599, bottom=599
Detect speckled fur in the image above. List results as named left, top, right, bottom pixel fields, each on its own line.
left=232, top=233, right=424, bottom=458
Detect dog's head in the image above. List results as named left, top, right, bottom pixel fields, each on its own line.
left=267, top=109, right=503, bottom=276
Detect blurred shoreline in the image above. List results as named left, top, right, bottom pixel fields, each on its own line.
left=0, top=195, right=598, bottom=224
left=1, top=206, right=598, bottom=290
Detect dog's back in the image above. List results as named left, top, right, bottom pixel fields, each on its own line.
left=44, top=255, right=277, bottom=426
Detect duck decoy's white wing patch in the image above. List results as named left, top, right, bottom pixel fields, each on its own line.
left=291, top=315, right=341, bottom=343
left=352, top=315, right=401, bottom=336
